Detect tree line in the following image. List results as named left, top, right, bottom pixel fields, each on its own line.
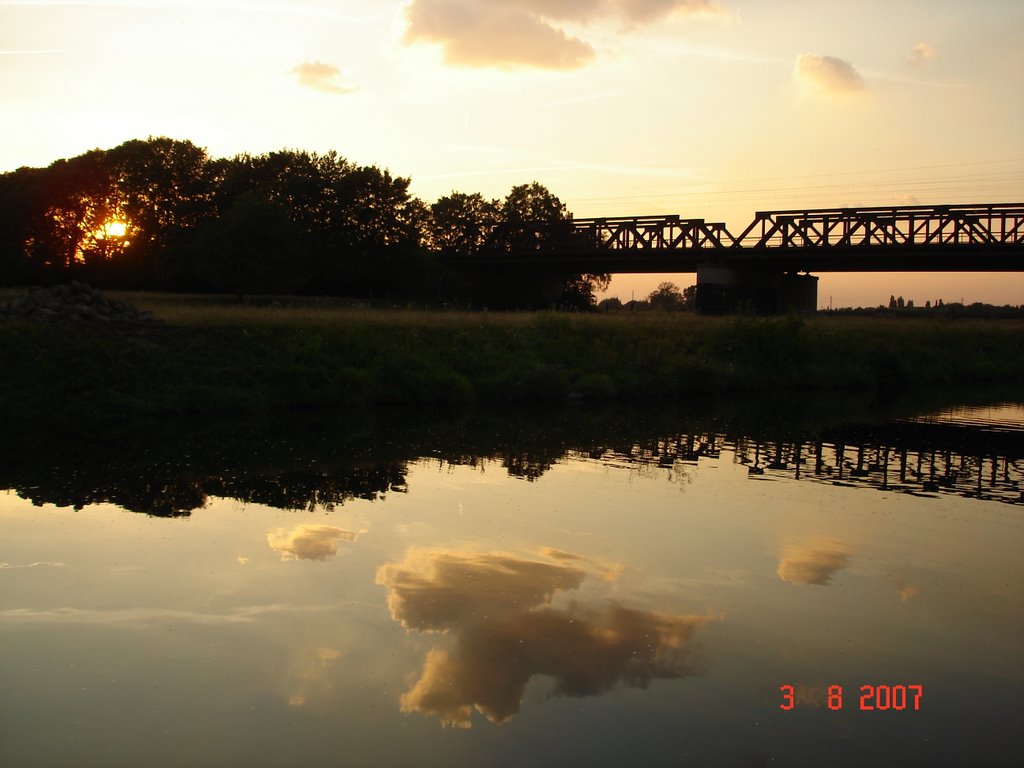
left=0, top=137, right=608, bottom=308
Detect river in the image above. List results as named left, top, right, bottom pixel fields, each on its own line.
left=1, top=397, right=1022, bottom=767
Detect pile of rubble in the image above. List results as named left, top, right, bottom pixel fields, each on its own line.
left=0, top=282, right=155, bottom=324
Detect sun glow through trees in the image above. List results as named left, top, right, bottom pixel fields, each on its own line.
left=98, top=220, right=128, bottom=240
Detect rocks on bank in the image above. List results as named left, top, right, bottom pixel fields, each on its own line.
left=0, top=282, right=155, bottom=324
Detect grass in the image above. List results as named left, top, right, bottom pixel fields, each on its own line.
left=2, top=290, right=1023, bottom=426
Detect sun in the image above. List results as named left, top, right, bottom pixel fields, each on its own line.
left=77, top=217, right=131, bottom=262
left=98, top=219, right=128, bottom=239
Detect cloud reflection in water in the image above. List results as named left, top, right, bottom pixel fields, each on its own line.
left=777, top=540, right=851, bottom=586
left=267, top=524, right=359, bottom=561
left=377, top=549, right=712, bottom=727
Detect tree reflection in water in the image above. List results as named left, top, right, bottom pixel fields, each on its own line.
left=2, top=399, right=1020, bottom=516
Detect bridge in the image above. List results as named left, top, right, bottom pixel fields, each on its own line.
left=449, top=203, right=1024, bottom=312
left=577, top=408, right=1024, bottom=505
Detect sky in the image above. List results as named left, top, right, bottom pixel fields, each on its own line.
left=2, top=0, right=1022, bottom=307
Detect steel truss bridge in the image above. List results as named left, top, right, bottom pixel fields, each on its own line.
left=578, top=414, right=1024, bottom=506
left=454, top=203, right=1024, bottom=274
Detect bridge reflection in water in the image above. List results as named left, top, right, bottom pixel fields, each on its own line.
left=574, top=407, right=1024, bottom=506
left=7, top=403, right=1020, bottom=517
left=450, top=203, right=1024, bottom=313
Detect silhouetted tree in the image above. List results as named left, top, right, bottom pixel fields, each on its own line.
left=184, top=192, right=304, bottom=297
left=210, top=151, right=429, bottom=297
left=106, top=137, right=219, bottom=284
left=25, top=150, right=123, bottom=273
left=494, top=182, right=573, bottom=253
left=320, top=164, right=428, bottom=296
left=427, top=192, right=501, bottom=256
left=560, top=273, right=611, bottom=310
left=648, top=281, right=686, bottom=310
left=491, top=182, right=609, bottom=309
left=0, top=141, right=607, bottom=305
left=0, top=166, right=43, bottom=283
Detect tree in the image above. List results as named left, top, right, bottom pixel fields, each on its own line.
left=185, top=192, right=304, bottom=296
left=0, top=166, right=45, bottom=282
left=560, top=272, right=611, bottom=310
left=426, top=192, right=501, bottom=256
left=494, top=182, right=609, bottom=309
left=495, top=182, right=573, bottom=253
left=647, top=281, right=686, bottom=310
left=317, top=163, right=427, bottom=296
left=106, top=137, right=219, bottom=282
left=682, top=284, right=696, bottom=308
left=213, top=151, right=428, bottom=296
left=24, top=150, right=124, bottom=272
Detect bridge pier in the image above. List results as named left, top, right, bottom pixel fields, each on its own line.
left=695, top=267, right=818, bottom=314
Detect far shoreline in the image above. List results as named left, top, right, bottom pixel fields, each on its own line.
left=3, top=290, right=1022, bottom=428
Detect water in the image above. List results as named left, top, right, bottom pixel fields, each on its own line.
left=2, top=400, right=1022, bottom=767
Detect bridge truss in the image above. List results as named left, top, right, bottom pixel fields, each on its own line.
left=732, top=204, right=1024, bottom=250
left=462, top=203, right=1024, bottom=274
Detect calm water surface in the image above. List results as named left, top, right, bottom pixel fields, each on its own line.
left=2, top=402, right=1022, bottom=767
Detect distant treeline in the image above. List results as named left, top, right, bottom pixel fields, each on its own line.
left=825, top=302, right=1024, bottom=319
left=0, top=137, right=607, bottom=307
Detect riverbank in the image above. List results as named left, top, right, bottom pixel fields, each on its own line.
left=2, top=292, right=1023, bottom=425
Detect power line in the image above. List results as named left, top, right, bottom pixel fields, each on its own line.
left=562, top=157, right=1024, bottom=213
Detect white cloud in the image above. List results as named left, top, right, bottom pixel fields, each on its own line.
left=267, top=524, right=358, bottom=561
left=793, top=53, right=865, bottom=94
left=290, top=61, right=357, bottom=95
left=0, top=603, right=328, bottom=627
left=0, top=561, right=66, bottom=568
left=612, top=0, right=723, bottom=25
left=377, top=548, right=712, bottom=727
left=777, top=540, right=851, bottom=586
left=403, top=0, right=725, bottom=70
left=404, top=0, right=595, bottom=70
left=905, top=42, right=937, bottom=66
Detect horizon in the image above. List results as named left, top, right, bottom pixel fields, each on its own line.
left=3, top=0, right=1022, bottom=307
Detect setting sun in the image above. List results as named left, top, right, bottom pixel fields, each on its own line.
left=98, top=219, right=128, bottom=239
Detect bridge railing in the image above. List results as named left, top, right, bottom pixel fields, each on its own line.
left=572, top=215, right=737, bottom=251
left=733, top=204, right=1024, bottom=250
left=461, top=203, right=1023, bottom=264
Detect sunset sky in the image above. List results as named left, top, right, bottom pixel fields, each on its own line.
left=2, top=0, right=1022, bottom=306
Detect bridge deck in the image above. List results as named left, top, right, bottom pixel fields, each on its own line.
left=448, top=203, right=1024, bottom=274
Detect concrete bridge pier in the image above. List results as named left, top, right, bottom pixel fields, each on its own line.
left=695, top=265, right=818, bottom=314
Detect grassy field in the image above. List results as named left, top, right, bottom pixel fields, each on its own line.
left=2, top=290, right=1023, bottom=425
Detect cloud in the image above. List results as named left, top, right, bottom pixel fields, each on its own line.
left=612, top=0, right=723, bottom=25
left=0, top=561, right=66, bottom=569
left=0, top=603, right=329, bottom=627
left=286, top=646, right=344, bottom=709
left=267, top=524, right=358, bottom=561
left=290, top=61, right=356, bottom=94
left=897, top=584, right=920, bottom=602
left=793, top=53, right=865, bottom=94
left=377, top=549, right=711, bottom=727
left=905, top=42, right=937, bottom=66
left=777, top=540, right=851, bottom=586
left=377, top=549, right=587, bottom=630
left=402, top=0, right=724, bottom=70
left=404, top=0, right=595, bottom=70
